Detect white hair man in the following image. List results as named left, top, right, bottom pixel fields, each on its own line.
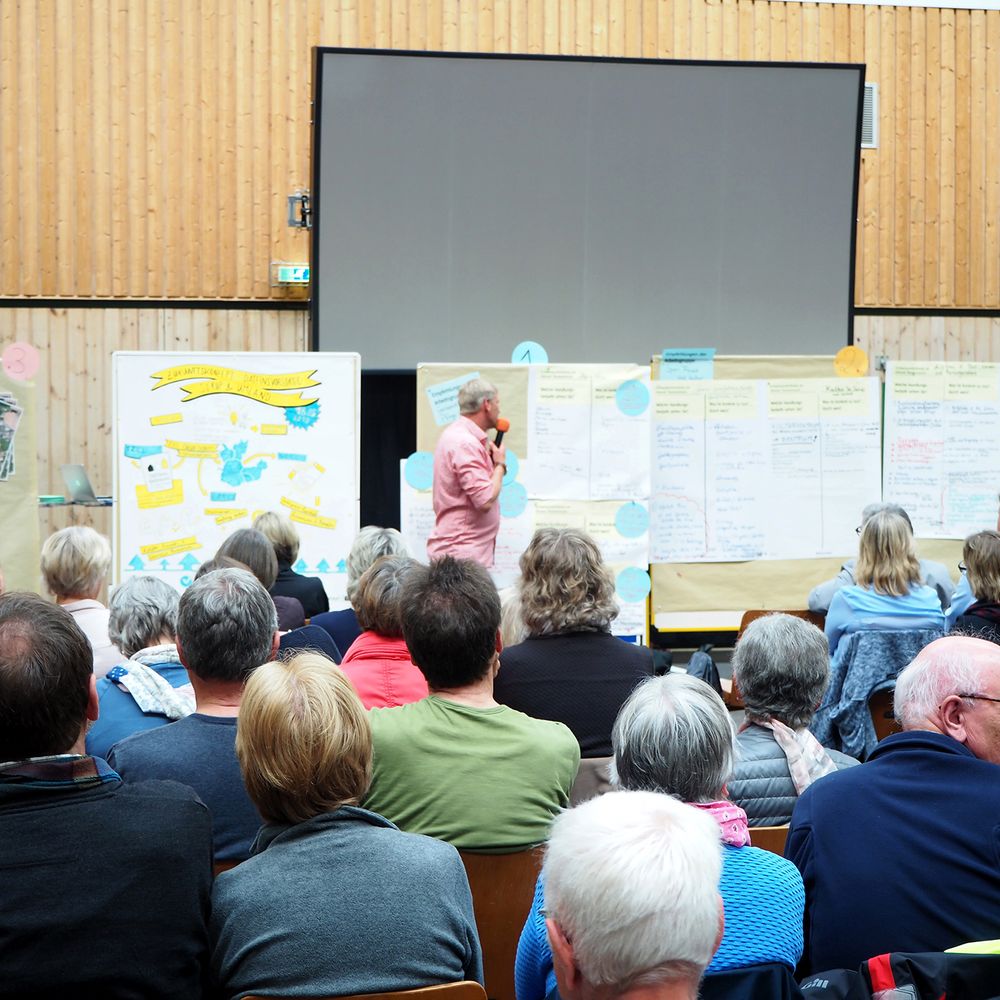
left=426, top=377, right=506, bottom=567
left=787, top=635, right=1000, bottom=973
left=544, top=791, right=724, bottom=1000
left=807, top=502, right=955, bottom=614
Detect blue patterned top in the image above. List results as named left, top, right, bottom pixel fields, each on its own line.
left=514, top=843, right=804, bottom=1000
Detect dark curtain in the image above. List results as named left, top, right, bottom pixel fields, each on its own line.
left=359, top=370, right=416, bottom=529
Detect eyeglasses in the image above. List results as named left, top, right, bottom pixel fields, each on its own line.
left=956, top=694, right=1000, bottom=705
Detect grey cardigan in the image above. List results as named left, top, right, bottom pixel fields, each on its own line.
left=728, top=723, right=859, bottom=827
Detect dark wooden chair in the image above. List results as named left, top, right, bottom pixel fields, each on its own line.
left=749, top=824, right=789, bottom=857
left=868, top=684, right=903, bottom=742
left=241, top=980, right=488, bottom=1000
left=459, top=848, right=544, bottom=1000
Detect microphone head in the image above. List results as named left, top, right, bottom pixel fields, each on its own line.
left=496, top=418, right=511, bottom=433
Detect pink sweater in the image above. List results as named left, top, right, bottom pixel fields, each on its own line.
left=340, top=631, right=429, bottom=710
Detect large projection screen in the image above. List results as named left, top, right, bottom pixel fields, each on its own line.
left=312, top=50, right=863, bottom=369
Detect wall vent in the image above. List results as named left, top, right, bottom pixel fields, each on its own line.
left=861, top=83, right=879, bottom=149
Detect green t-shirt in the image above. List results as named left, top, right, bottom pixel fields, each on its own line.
left=364, top=695, right=580, bottom=851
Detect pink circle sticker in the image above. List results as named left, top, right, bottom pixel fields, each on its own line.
left=2, top=342, right=40, bottom=382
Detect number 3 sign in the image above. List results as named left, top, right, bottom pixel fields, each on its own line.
left=2, top=342, right=40, bottom=382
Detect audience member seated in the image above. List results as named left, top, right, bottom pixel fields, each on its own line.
left=40, top=525, right=123, bottom=676
left=809, top=502, right=955, bottom=614
left=339, top=554, right=428, bottom=708
left=516, top=673, right=804, bottom=1000
left=728, top=614, right=858, bottom=826
left=824, top=508, right=944, bottom=666
left=364, top=556, right=580, bottom=850
left=0, top=592, right=211, bottom=996
left=952, top=530, right=1000, bottom=644
left=542, top=791, right=724, bottom=1000
left=787, top=635, right=1000, bottom=973
left=495, top=528, right=653, bottom=758
left=210, top=652, right=482, bottom=999
left=253, top=510, right=330, bottom=618
left=85, top=574, right=194, bottom=760
left=108, top=568, right=278, bottom=861
left=311, top=526, right=409, bottom=654
left=216, top=527, right=305, bottom=630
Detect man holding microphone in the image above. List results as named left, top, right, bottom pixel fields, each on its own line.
left=426, top=378, right=507, bottom=568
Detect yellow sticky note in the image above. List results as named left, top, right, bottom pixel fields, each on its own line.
left=280, top=496, right=316, bottom=515
left=291, top=510, right=337, bottom=530
left=261, top=424, right=288, bottom=435
left=165, top=439, right=220, bottom=458
left=136, top=480, right=184, bottom=509
left=214, top=509, right=248, bottom=525
left=140, top=536, right=201, bottom=559
left=150, top=413, right=183, bottom=426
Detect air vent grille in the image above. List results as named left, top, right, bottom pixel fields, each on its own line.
left=862, top=83, right=878, bottom=149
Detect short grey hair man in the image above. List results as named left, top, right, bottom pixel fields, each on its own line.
left=177, top=568, right=278, bottom=684
left=544, top=790, right=723, bottom=1000
left=345, top=526, right=409, bottom=603
left=457, top=377, right=497, bottom=415
left=109, top=575, right=180, bottom=659
left=732, top=613, right=830, bottom=730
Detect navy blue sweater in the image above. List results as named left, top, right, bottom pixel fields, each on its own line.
left=787, top=731, right=1000, bottom=973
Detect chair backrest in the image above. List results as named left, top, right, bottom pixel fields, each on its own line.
left=569, top=756, right=613, bottom=806
left=213, top=859, right=240, bottom=878
left=749, top=825, right=789, bottom=857
left=241, top=980, right=489, bottom=1000
left=459, top=848, right=544, bottom=1000
left=868, top=685, right=902, bottom=742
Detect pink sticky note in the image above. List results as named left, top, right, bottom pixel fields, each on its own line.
left=2, top=342, right=40, bottom=382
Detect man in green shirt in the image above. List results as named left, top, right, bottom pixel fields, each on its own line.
left=364, top=557, right=580, bottom=851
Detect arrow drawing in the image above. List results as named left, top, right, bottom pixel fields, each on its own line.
left=294, top=558, right=308, bottom=573
left=128, top=555, right=144, bottom=571
left=179, top=553, right=200, bottom=571
left=317, top=558, right=331, bottom=573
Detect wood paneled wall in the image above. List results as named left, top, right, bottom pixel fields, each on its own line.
left=1, top=0, right=998, bottom=308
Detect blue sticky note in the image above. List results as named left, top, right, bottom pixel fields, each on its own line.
left=615, top=501, right=649, bottom=538
left=277, top=452, right=307, bottom=462
left=616, top=379, right=650, bottom=416
left=502, top=450, right=520, bottom=485
left=404, top=451, right=435, bottom=491
left=511, top=341, right=549, bottom=365
left=616, top=567, right=651, bottom=604
left=499, top=482, right=529, bottom=518
left=124, top=444, right=163, bottom=459
left=660, top=348, right=716, bottom=381
left=426, top=372, right=480, bottom=427
left=210, top=492, right=237, bottom=502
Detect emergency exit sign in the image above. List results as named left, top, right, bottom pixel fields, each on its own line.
left=275, top=264, right=310, bottom=284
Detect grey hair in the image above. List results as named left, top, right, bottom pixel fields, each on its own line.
left=176, top=568, right=277, bottom=683
left=732, top=614, right=830, bottom=729
left=346, top=527, right=409, bottom=601
left=108, top=575, right=180, bottom=658
left=40, top=526, right=112, bottom=600
left=612, top=674, right=735, bottom=803
left=893, top=640, right=991, bottom=728
left=861, top=502, right=913, bottom=533
left=457, top=378, right=497, bottom=415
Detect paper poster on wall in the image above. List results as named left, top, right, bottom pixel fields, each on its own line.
left=113, top=353, right=360, bottom=599
left=884, top=361, right=1000, bottom=538
left=650, top=377, right=882, bottom=562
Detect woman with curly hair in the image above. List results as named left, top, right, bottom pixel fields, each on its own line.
left=494, top=528, right=652, bottom=757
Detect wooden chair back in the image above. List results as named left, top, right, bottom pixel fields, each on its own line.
left=242, top=980, right=488, bottom=1000
left=213, top=859, right=240, bottom=878
left=868, top=685, right=903, bottom=742
left=749, top=824, right=789, bottom=857
left=459, top=848, right=544, bottom=1000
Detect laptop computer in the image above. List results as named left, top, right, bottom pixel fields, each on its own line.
left=60, top=464, right=112, bottom=505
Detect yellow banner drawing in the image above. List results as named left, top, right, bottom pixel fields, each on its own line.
left=136, top=480, right=184, bottom=509
left=280, top=496, right=316, bottom=515
left=165, top=439, right=220, bottom=458
left=140, top=536, right=201, bottom=559
left=213, top=509, right=248, bottom=525
left=150, top=412, right=183, bottom=426
left=150, top=365, right=320, bottom=409
left=291, top=510, right=337, bottom=530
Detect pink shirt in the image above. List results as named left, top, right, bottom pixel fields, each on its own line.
left=340, top=631, right=429, bottom=710
left=427, top=415, right=500, bottom=567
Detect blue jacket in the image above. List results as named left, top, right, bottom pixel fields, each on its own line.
left=787, top=731, right=1000, bottom=974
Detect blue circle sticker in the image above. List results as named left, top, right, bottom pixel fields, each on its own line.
left=615, top=501, right=649, bottom=538
left=499, top=482, right=529, bottom=518
left=616, top=379, right=650, bottom=416
left=616, top=567, right=651, bottom=604
left=404, top=451, right=434, bottom=491
left=502, top=450, right=520, bottom=485
left=512, top=341, right=549, bottom=365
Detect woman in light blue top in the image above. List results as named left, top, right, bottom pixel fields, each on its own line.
left=825, top=508, right=944, bottom=664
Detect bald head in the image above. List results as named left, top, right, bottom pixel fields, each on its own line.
left=894, top=636, right=1000, bottom=764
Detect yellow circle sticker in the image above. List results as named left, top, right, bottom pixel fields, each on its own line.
left=834, top=345, right=868, bottom=377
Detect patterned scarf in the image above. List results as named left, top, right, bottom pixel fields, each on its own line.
left=691, top=799, right=751, bottom=847
left=106, top=643, right=195, bottom=720
left=740, top=718, right=838, bottom=795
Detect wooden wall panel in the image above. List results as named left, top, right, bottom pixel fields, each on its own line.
left=0, top=0, right=998, bottom=307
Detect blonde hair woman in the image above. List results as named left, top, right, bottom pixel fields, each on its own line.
left=252, top=511, right=329, bottom=619
left=210, top=653, right=482, bottom=1000
left=494, top=528, right=653, bottom=758
left=40, top=526, right=122, bottom=676
left=825, top=509, right=944, bottom=662
left=952, top=530, right=1000, bottom=645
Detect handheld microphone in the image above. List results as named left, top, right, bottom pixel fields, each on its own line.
left=494, top=418, right=510, bottom=448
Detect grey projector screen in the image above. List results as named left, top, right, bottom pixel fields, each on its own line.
left=312, top=50, right=863, bottom=369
